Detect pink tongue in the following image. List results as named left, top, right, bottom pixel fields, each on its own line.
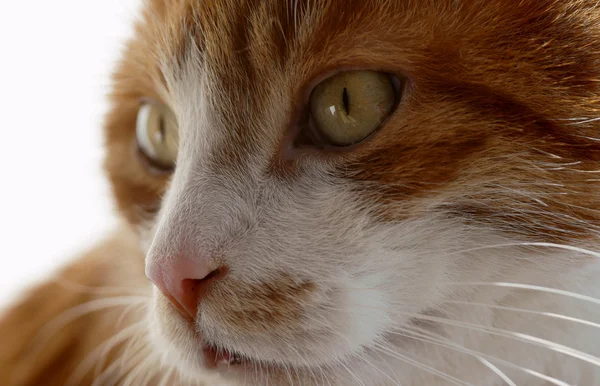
left=202, top=345, right=230, bottom=369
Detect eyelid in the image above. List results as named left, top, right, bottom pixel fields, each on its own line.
left=138, top=96, right=165, bottom=107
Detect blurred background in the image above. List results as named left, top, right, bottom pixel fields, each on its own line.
left=0, top=0, right=141, bottom=306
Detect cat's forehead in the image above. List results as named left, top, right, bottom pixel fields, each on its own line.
left=158, top=1, right=415, bottom=98
left=150, top=0, right=599, bottom=107
left=153, top=1, right=428, bottom=171
left=107, top=0, right=600, bottom=236
left=152, top=0, right=599, bottom=165
left=160, top=1, right=448, bottom=83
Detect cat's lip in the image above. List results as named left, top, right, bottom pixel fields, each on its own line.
left=185, top=314, right=260, bottom=371
left=202, top=344, right=230, bottom=368
left=202, top=344, right=256, bottom=371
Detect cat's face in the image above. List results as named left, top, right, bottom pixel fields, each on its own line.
left=105, top=0, right=600, bottom=384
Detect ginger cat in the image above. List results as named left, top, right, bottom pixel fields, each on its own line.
left=2, top=0, right=600, bottom=385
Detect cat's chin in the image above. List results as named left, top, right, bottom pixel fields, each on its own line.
left=200, top=343, right=302, bottom=380
left=155, top=314, right=340, bottom=383
left=149, top=294, right=292, bottom=382
left=150, top=293, right=378, bottom=385
left=173, top=335, right=367, bottom=386
left=147, top=273, right=404, bottom=384
left=155, top=321, right=329, bottom=385
left=154, top=307, right=409, bottom=386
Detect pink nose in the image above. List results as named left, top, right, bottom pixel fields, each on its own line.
left=145, top=257, right=227, bottom=321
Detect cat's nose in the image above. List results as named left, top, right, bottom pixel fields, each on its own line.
left=145, top=257, right=227, bottom=321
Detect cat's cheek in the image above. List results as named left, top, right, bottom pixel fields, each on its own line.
left=339, top=273, right=395, bottom=349
left=136, top=220, right=158, bottom=257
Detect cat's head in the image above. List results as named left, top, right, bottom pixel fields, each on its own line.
left=104, top=0, right=600, bottom=384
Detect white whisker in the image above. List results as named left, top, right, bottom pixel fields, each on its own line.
left=397, top=313, right=600, bottom=368
left=443, top=282, right=600, bottom=305
left=573, top=134, right=600, bottom=141
left=92, top=342, right=150, bottom=386
left=52, top=277, right=150, bottom=297
left=115, top=328, right=149, bottom=378
left=388, top=326, right=572, bottom=386
left=338, top=360, right=367, bottom=386
left=446, top=242, right=600, bottom=259
left=121, top=351, right=158, bottom=386
left=66, top=322, right=145, bottom=386
left=30, top=296, right=148, bottom=359
left=564, top=117, right=600, bottom=125
left=360, top=354, right=403, bottom=386
left=322, top=301, right=599, bottom=379
left=371, top=348, right=403, bottom=386
left=442, top=300, right=600, bottom=329
left=115, top=302, right=146, bottom=328
left=476, top=357, right=517, bottom=386
left=157, top=366, right=176, bottom=386
left=363, top=350, right=403, bottom=386
left=374, top=343, right=473, bottom=386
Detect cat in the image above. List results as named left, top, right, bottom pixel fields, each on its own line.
left=2, top=0, right=600, bottom=385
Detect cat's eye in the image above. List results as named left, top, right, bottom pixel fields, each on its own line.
left=136, top=101, right=179, bottom=171
left=308, top=70, right=397, bottom=147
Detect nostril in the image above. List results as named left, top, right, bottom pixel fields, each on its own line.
left=203, top=268, right=223, bottom=281
left=146, top=253, right=229, bottom=322
left=174, top=267, right=229, bottom=321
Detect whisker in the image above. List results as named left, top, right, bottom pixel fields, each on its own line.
left=565, top=117, right=600, bottom=125
left=117, top=328, right=150, bottom=376
left=360, top=354, right=403, bottom=386
left=388, top=326, right=571, bottom=386
left=65, top=322, right=145, bottom=386
left=121, top=351, right=159, bottom=386
left=386, top=323, right=515, bottom=385
left=338, top=360, right=367, bottom=386
left=52, top=277, right=150, bottom=297
left=323, top=367, right=334, bottom=386
left=320, top=302, right=593, bottom=382
left=39, top=297, right=148, bottom=337
left=31, top=296, right=148, bottom=358
left=477, top=357, right=517, bottom=386
left=282, top=361, right=296, bottom=386
left=115, top=302, right=146, bottom=328
left=371, top=349, right=403, bottom=386
left=157, top=367, right=176, bottom=386
left=441, top=300, right=600, bottom=329
left=573, top=134, right=600, bottom=141
left=92, top=342, right=150, bottom=386
left=374, top=343, right=473, bottom=386
left=521, top=368, right=573, bottom=386
left=343, top=281, right=600, bottom=306
left=393, top=312, right=600, bottom=368
left=445, top=242, right=600, bottom=259
left=443, top=282, right=600, bottom=305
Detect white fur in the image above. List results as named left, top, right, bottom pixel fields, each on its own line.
left=136, top=42, right=600, bottom=386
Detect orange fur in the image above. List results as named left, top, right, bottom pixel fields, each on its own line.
left=0, top=229, right=154, bottom=385
left=2, top=0, right=600, bottom=384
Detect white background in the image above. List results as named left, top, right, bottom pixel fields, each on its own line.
left=0, top=0, right=141, bottom=307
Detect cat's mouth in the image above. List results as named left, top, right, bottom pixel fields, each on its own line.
left=202, top=344, right=245, bottom=368
left=201, top=342, right=288, bottom=377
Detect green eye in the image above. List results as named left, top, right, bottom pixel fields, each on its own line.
left=308, top=70, right=397, bottom=147
left=136, top=102, right=179, bottom=170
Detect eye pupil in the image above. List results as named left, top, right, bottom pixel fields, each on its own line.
left=158, top=114, right=166, bottom=143
left=342, top=87, right=350, bottom=115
